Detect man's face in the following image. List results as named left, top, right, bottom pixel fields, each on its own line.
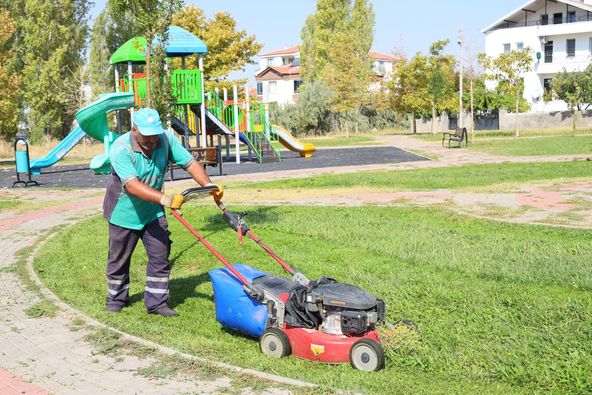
left=132, top=126, right=159, bottom=150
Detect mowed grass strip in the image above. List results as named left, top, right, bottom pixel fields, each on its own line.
left=233, top=161, right=592, bottom=191
left=34, top=205, right=592, bottom=393
left=301, top=135, right=381, bottom=147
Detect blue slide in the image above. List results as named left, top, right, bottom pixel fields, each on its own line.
left=29, top=126, right=86, bottom=175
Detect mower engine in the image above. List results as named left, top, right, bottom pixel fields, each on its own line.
left=304, top=281, right=386, bottom=336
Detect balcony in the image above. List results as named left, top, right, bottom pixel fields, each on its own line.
left=489, top=14, right=592, bottom=31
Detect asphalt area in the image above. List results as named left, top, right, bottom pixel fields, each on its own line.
left=0, top=146, right=427, bottom=188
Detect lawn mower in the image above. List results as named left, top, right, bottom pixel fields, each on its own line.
left=171, top=186, right=387, bottom=371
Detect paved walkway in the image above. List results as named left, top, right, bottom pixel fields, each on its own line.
left=0, top=135, right=590, bottom=393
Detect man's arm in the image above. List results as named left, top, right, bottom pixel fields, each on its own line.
left=186, top=161, right=213, bottom=186
left=124, top=179, right=164, bottom=204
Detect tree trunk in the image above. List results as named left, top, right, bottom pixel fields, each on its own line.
left=515, top=90, right=520, bottom=138
left=431, top=101, right=436, bottom=135
left=145, top=40, right=152, bottom=108
left=572, top=108, right=577, bottom=136
left=470, top=77, right=474, bottom=144
left=412, top=112, right=417, bottom=134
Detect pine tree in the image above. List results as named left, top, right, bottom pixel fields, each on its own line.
left=20, top=0, right=90, bottom=139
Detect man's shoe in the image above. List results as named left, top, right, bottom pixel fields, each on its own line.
left=148, top=305, right=179, bottom=317
left=106, top=304, right=123, bottom=313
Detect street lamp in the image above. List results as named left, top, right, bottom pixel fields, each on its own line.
left=458, top=30, right=463, bottom=129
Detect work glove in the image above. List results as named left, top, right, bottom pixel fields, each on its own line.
left=206, top=183, right=224, bottom=201
left=160, top=193, right=186, bottom=209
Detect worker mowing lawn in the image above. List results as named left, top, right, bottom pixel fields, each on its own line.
left=102, top=108, right=223, bottom=317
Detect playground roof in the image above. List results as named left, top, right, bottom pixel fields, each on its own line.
left=110, top=26, right=208, bottom=65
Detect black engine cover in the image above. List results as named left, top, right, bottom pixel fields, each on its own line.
left=309, top=282, right=378, bottom=310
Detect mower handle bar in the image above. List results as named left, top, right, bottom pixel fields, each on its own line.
left=181, top=185, right=219, bottom=198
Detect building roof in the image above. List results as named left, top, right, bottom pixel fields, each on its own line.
left=260, top=45, right=300, bottom=57
left=368, top=51, right=396, bottom=61
left=110, top=25, right=207, bottom=64
left=255, top=66, right=301, bottom=80
left=482, top=0, right=592, bottom=33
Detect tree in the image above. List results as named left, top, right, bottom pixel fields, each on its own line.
left=323, top=0, right=374, bottom=136
left=113, top=0, right=183, bottom=107
left=426, top=40, right=455, bottom=134
left=387, top=53, right=431, bottom=133
left=0, top=7, right=21, bottom=140
left=553, top=68, right=592, bottom=134
left=19, top=0, right=91, bottom=139
left=172, top=5, right=262, bottom=90
left=88, top=1, right=139, bottom=97
left=300, top=0, right=350, bottom=82
left=478, top=48, right=533, bottom=137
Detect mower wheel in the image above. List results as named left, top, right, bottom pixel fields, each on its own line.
left=350, top=339, right=385, bottom=372
left=260, top=328, right=291, bottom=358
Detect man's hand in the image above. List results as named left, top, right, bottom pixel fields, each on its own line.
left=160, top=193, right=186, bottom=209
left=206, top=183, right=224, bottom=201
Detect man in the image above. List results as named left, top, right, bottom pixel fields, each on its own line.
left=103, top=108, right=223, bottom=317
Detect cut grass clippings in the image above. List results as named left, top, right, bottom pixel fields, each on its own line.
left=231, top=161, right=592, bottom=191
left=34, top=205, right=592, bottom=394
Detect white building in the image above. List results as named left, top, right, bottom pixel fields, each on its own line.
left=255, top=46, right=394, bottom=106
left=483, top=0, right=592, bottom=112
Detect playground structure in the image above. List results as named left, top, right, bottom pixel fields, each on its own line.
left=16, top=25, right=315, bottom=180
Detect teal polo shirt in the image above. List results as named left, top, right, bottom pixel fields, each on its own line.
left=104, top=130, right=195, bottom=230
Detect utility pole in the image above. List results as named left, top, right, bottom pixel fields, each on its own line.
left=458, top=29, right=464, bottom=129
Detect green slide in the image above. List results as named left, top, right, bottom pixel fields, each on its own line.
left=75, top=92, right=135, bottom=174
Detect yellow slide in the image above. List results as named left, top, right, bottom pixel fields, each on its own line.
left=271, top=124, right=316, bottom=158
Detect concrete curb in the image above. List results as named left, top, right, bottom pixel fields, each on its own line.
left=24, top=226, right=316, bottom=389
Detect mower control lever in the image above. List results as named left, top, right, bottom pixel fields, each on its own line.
left=223, top=210, right=250, bottom=236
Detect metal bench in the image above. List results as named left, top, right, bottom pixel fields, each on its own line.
left=442, top=127, right=468, bottom=148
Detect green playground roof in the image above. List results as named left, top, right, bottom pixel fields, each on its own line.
left=110, top=36, right=147, bottom=65
left=110, top=26, right=208, bottom=65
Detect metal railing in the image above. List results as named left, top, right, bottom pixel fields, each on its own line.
left=489, top=14, right=592, bottom=31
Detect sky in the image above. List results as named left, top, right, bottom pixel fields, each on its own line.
left=90, top=0, right=527, bottom=83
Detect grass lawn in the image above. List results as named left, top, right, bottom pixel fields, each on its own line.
left=301, top=135, right=382, bottom=147
left=231, top=161, right=592, bottom=191
left=35, top=205, right=592, bottom=393
left=413, top=132, right=592, bottom=156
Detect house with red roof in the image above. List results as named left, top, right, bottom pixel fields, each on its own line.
left=483, top=0, right=592, bottom=112
left=255, top=45, right=394, bottom=106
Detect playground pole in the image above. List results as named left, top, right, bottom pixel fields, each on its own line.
left=223, top=88, right=228, bottom=102
left=245, top=84, right=251, bottom=135
left=128, top=61, right=134, bottom=123
left=114, top=65, right=123, bottom=134
left=264, top=103, right=271, bottom=140
left=233, top=84, right=240, bottom=164
left=199, top=54, right=207, bottom=148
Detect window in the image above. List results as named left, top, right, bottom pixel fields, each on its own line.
left=294, top=80, right=303, bottom=93
left=541, top=14, right=548, bottom=25
left=517, top=42, right=524, bottom=51
left=567, top=11, right=576, bottom=23
left=543, top=78, right=553, bottom=101
left=256, top=82, right=263, bottom=96
left=282, top=56, right=294, bottom=66
left=266, top=58, right=273, bottom=67
left=589, top=37, right=592, bottom=55
left=567, top=39, right=576, bottom=57
left=545, top=41, right=553, bottom=63
left=503, top=43, right=511, bottom=53
left=553, top=12, right=563, bottom=24
left=269, top=81, right=277, bottom=94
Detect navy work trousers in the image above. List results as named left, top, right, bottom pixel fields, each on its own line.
left=106, top=216, right=172, bottom=312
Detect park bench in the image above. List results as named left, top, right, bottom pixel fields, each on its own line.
left=170, top=146, right=223, bottom=180
left=442, top=127, right=468, bottom=148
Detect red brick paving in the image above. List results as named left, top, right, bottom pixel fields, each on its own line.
left=0, top=368, right=48, bottom=394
